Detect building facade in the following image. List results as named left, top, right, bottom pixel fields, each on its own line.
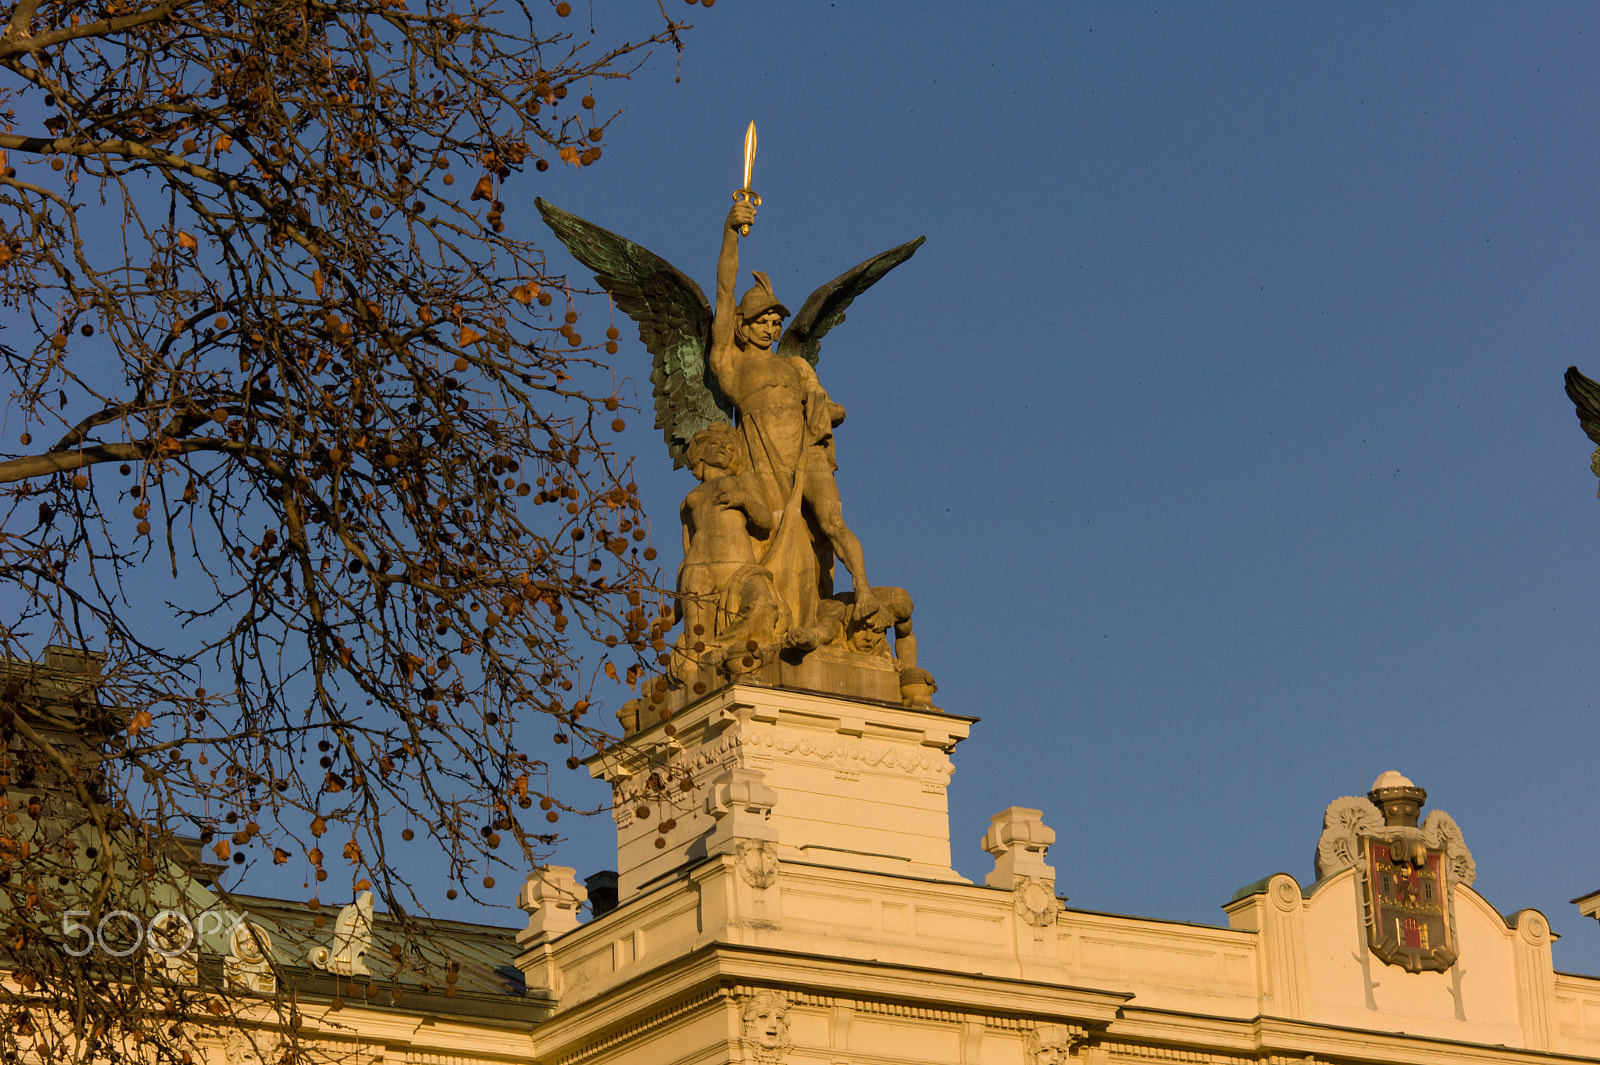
left=165, top=679, right=1600, bottom=1065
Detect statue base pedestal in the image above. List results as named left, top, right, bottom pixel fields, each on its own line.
left=632, top=645, right=909, bottom=734
left=590, top=682, right=973, bottom=901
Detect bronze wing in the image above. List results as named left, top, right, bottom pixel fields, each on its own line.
left=777, top=236, right=926, bottom=367
left=1564, top=366, right=1600, bottom=447
left=536, top=198, right=730, bottom=468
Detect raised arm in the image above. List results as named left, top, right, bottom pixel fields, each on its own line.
left=712, top=201, right=756, bottom=351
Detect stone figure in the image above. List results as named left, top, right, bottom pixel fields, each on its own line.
left=707, top=199, right=879, bottom=632
left=537, top=175, right=931, bottom=693
left=1026, top=1025, right=1077, bottom=1065
left=738, top=989, right=792, bottom=1064
left=672, top=423, right=789, bottom=676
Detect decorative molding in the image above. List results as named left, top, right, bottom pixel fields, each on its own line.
left=554, top=987, right=728, bottom=1065
left=1102, top=1043, right=1252, bottom=1064
left=1314, top=795, right=1383, bottom=880
left=147, top=910, right=197, bottom=983
left=1271, top=875, right=1301, bottom=913
left=1420, top=809, right=1476, bottom=887
left=844, top=999, right=975, bottom=1023
left=224, top=919, right=276, bottom=994
left=1518, top=909, right=1551, bottom=946
left=224, top=1032, right=284, bottom=1065
left=755, top=989, right=1022, bottom=1027
left=742, top=727, right=953, bottom=778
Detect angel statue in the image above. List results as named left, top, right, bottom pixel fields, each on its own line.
left=536, top=195, right=924, bottom=683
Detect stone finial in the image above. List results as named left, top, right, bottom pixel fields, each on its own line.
left=1368, top=770, right=1427, bottom=827
left=517, top=866, right=588, bottom=945
left=705, top=766, right=779, bottom=852
left=982, top=807, right=1056, bottom=889
left=308, top=891, right=373, bottom=976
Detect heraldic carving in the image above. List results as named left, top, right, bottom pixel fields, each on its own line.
left=538, top=124, right=933, bottom=713
left=1315, top=771, right=1475, bottom=973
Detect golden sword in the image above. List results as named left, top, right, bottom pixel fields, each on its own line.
left=733, top=121, right=761, bottom=235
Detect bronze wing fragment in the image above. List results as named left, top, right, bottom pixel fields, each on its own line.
left=536, top=198, right=730, bottom=468
left=1562, top=365, right=1600, bottom=495
left=777, top=236, right=926, bottom=367
left=1564, top=366, right=1600, bottom=446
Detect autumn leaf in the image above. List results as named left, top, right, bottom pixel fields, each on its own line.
left=458, top=325, right=482, bottom=346
left=215, top=134, right=233, bottom=153
left=312, top=269, right=325, bottom=297
left=559, top=145, right=580, bottom=166
left=128, top=709, right=153, bottom=734
left=470, top=174, right=494, bottom=201
left=177, top=231, right=199, bottom=251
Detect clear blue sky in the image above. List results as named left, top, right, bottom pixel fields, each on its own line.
left=523, top=3, right=1600, bottom=974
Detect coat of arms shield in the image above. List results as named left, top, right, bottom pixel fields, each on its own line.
left=1314, top=772, right=1477, bottom=976
left=1362, top=836, right=1456, bottom=972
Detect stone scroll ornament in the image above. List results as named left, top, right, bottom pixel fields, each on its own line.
left=537, top=125, right=932, bottom=701
left=1314, top=778, right=1476, bottom=974
left=307, top=890, right=373, bottom=976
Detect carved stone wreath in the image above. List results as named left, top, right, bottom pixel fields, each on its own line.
left=1013, top=876, right=1058, bottom=928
